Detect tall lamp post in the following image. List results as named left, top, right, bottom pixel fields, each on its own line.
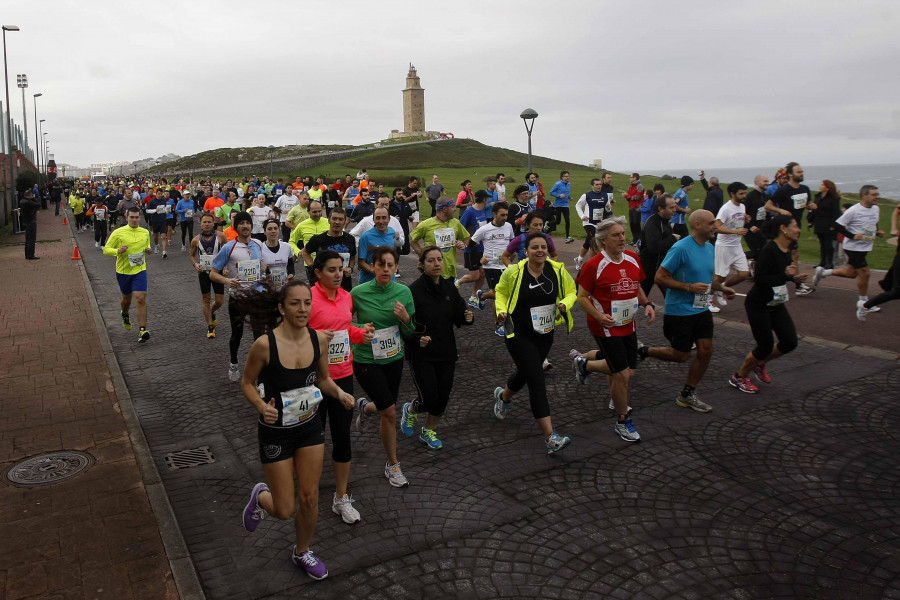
left=520, top=108, right=538, bottom=174
left=33, top=94, right=41, bottom=182
left=3, top=24, right=20, bottom=225
left=267, top=145, right=275, bottom=180
left=16, top=73, right=27, bottom=161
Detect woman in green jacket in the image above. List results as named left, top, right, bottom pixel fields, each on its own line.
left=492, top=232, right=577, bottom=454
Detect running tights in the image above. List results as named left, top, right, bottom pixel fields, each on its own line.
left=865, top=246, right=900, bottom=309
left=408, top=359, right=456, bottom=418
left=180, top=220, right=194, bottom=245
left=746, top=303, right=798, bottom=360
left=554, top=206, right=570, bottom=237
left=94, top=221, right=108, bottom=246
left=504, top=331, right=554, bottom=420
left=817, top=232, right=836, bottom=270
left=228, top=299, right=263, bottom=364
left=320, top=376, right=354, bottom=463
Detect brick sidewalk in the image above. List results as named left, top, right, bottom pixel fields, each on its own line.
left=0, top=209, right=178, bottom=600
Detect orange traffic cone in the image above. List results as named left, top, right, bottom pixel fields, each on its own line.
left=63, top=216, right=68, bottom=225
left=71, top=245, right=81, bottom=260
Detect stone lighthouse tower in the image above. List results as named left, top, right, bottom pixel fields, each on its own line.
left=402, top=64, right=425, bottom=134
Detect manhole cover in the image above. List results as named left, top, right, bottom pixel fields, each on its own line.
left=5, top=450, right=95, bottom=486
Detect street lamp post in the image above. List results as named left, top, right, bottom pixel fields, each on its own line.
left=520, top=108, right=538, bottom=174
left=267, top=145, right=275, bottom=180
left=33, top=94, right=41, bottom=182
left=16, top=73, right=27, bottom=162
left=3, top=24, right=20, bottom=225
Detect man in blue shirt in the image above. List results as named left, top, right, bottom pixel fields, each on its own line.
left=670, top=176, right=694, bottom=239
left=637, top=209, right=735, bottom=414
left=548, top=171, right=573, bottom=242
left=357, top=207, right=398, bottom=284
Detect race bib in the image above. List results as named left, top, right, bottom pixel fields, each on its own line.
left=198, top=254, right=213, bottom=271
left=767, top=284, right=789, bottom=306
left=607, top=193, right=615, bottom=203
left=185, top=209, right=194, bottom=218
left=861, top=224, right=876, bottom=242
left=270, top=266, right=287, bottom=287
left=477, top=219, right=487, bottom=229
left=338, top=252, right=351, bottom=269
left=756, top=206, right=766, bottom=221
left=693, top=285, right=711, bottom=309
left=238, top=259, right=260, bottom=282
left=371, top=325, right=402, bottom=360
left=280, top=385, right=322, bottom=427
left=328, top=329, right=351, bottom=364
left=127, top=252, right=145, bottom=267
left=611, top=297, right=639, bottom=327
left=486, top=248, right=503, bottom=264
left=530, top=304, right=556, bottom=334
left=252, top=216, right=266, bottom=231
left=327, top=200, right=336, bottom=208
left=434, top=228, right=455, bottom=251
left=95, top=208, right=106, bottom=219
left=791, top=193, right=807, bottom=210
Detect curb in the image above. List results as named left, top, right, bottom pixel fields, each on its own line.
left=67, top=216, right=206, bottom=600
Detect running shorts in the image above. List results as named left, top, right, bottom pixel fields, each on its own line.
left=663, top=311, right=714, bottom=354
left=116, top=271, right=148, bottom=295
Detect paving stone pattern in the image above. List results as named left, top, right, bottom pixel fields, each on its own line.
left=76, top=224, right=900, bottom=600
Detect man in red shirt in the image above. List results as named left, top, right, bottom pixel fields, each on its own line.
left=572, top=216, right=656, bottom=443
left=624, top=173, right=645, bottom=245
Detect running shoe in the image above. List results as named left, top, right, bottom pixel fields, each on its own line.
left=715, top=291, right=727, bottom=307
left=494, top=324, right=506, bottom=337
left=181, top=245, right=186, bottom=252
left=568, top=348, right=583, bottom=359
left=573, top=355, right=590, bottom=385
left=94, top=241, right=99, bottom=248
left=493, top=386, right=509, bottom=420
left=608, top=398, right=632, bottom=414
left=636, top=340, right=648, bottom=362
left=614, top=418, right=641, bottom=443
left=865, top=305, right=881, bottom=313
left=207, top=325, right=216, bottom=338
left=228, top=363, right=240, bottom=382
left=565, top=237, right=575, bottom=243
left=242, top=482, right=268, bottom=532
left=154, top=244, right=159, bottom=254
left=419, top=427, right=443, bottom=450
left=574, top=255, right=583, bottom=270
left=795, top=283, right=815, bottom=296
left=138, top=328, right=150, bottom=344
left=384, top=461, right=409, bottom=488
left=545, top=431, right=571, bottom=454
left=395, top=271, right=402, bottom=279
left=291, top=546, right=328, bottom=580
left=355, top=398, right=369, bottom=432
left=211, top=313, right=218, bottom=327
left=728, top=373, right=759, bottom=394
left=856, top=300, right=867, bottom=322
left=542, top=358, right=553, bottom=371
left=467, top=296, right=479, bottom=309
left=162, top=251, right=168, bottom=259
left=476, top=289, right=486, bottom=310
left=707, top=299, right=721, bottom=313
left=454, top=278, right=461, bottom=289
left=675, top=391, right=713, bottom=413
left=122, top=313, right=132, bottom=330
left=400, top=402, right=417, bottom=436
left=812, top=265, right=825, bottom=287
left=753, top=365, right=772, bottom=384
left=332, top=493, right=360, bottom=524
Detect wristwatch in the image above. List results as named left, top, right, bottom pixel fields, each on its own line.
left=641, top=301, right=656, bottom=310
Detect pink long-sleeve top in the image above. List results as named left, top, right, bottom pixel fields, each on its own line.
left=309, top=282, right=368, bottom=380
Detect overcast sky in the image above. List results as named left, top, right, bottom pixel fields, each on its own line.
left=5, top=0, right=899, bottom=171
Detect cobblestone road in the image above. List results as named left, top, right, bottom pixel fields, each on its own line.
left=76, top=225, right=900, bottom=599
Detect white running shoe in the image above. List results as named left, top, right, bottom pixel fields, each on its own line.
left=384, top=461, right=409, bottom=488
left=228, top=363, right=240, bottom=382
left=707, top=299, right=721, bottom=313
left=856, top=300, right=867, bottom=322
left=332, top=493, right=361, bottom=524
left=812, top=266, right=825, bottom=287
left=715, top=291, right=727, bottom=307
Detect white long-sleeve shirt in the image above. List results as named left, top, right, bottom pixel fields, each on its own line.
left=350, top=214, right=405, bottom=248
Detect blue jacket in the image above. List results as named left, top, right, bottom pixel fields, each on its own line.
left=549, top=180, right=571, bottom=207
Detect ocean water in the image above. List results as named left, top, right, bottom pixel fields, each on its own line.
left=644, top=163, right=900, bottom=200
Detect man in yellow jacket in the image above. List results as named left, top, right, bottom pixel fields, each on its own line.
left=103, top=206, right=153, bottom=343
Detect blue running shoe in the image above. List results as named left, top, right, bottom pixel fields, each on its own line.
left=476, top=289, right=486, bottom=311
left=419, top=427, right=443, bottom=449
left=545, top=431, right=571, bottom=454
left=400, top=401, right=417, bottom=436
left=493, top=386, right=508, bottom=420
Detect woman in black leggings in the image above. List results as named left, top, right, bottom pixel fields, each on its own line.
left=862, top=206, right=900, bottom=314
left=728, top=214, right=804, bottom=393
left=401, top=246, right=474, bottom=449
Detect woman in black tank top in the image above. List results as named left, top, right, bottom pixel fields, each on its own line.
left=236, top=280, right=356, bottom=580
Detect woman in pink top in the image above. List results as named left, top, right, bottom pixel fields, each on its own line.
left=456, top=180, right=474, bottom=215
left=309, top=250, right=374, bottom=524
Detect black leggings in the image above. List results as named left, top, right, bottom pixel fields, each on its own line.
left=75, top=212, right=87, bottom=229
left=553, top=207, right=570, bottom=237
left=629, top=208, right=642, bottom=244
left=354, top=360, right=404, bottom=411
left=504, top=331, right=554, bottom=419
left=817, top=232, right=836, bottom=269
left=94, top=221, right=108, bottom=245
left=180, top=220, right=194, bottom=245
left=320, top=375, right=354, bottom=463
left=746, top=303, right=798, bottom=360
left=228, top=299, right=264, bottom=364
left=865, top=246, right=900, bottom=309
left=408, top=359, right=456, bottom=417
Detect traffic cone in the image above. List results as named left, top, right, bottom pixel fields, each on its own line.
left=71, top=245, right=81, bottom=260
left=63, top=216, right=68, bottom=225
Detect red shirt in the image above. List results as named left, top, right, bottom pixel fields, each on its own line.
left=575, top=249, right=645, bottom=337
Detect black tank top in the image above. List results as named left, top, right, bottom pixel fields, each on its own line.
left=199, top=233, right=217, bottom=255
left=258, top=328, right=321, bottom=428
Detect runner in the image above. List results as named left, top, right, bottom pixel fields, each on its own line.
left=409, top=197, right=470, bottom=281
left=300, top=208, right=357, bottom=292
left=237, top=280, right=355, bottom=580
left=812, top=184, right=886, bottom=320
left=638, top=210, right=735, bottom=413
left=189, top=212, right=228, bottom=338
left=728, top=214, right=804, bottom=393
left=492, top=232, right=577, bottom=454
left=456, top=190, right=493, bottom=308
left=548, top=171, right=573, bottom=242
left=351, top=246, right=417, bottom=487
left=103, top=206, right=153, bottom=343
left=357, top=207, right=400, bottom=285
left=87, top=193, right=110, bottom=249
left=571, top=217, right=656, bottom=442
left=861, top=205, right=900, bottom=313
left=768, top=162, right=816, bottom=295
left=670, top=176, right=694, bottom=239
left=400, top=246, right=474, bottom=450
left=146, top=192, right=170, bottom=258
left=261, top=218, right=296, bottom=290
left=502, top=212, right=561, bottom=265
left=574, top=177, right=615, bottom=269
left=470, top=201, right=514, bottom=333
left=250, top=194, right=276, bottom=243
left=216, top=191, right=240, bottom=232
left=208, top=212, right=267, bottom=381
left=507, top=185, right=532, bottom=236
left=708, top=182, right=752, bottom=313
left=274, top=188, right=299, bottom=241
left=289, top=200, right=329, bottom=277
left=309, top=250, right=374, bottom=524
left=401, top=176, right=422, bottom=228
left=175, top=189, right=196, bottom=251
left=638, top=194, right=680, bottom=300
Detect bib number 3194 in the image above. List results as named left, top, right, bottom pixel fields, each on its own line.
left=371, top=325, right=401, bottom=360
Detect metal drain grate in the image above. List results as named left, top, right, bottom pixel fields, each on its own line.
left=164, top=446, right=215, bottom=470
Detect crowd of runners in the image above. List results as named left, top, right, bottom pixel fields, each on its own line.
left=56, top=163, right=899, bottom=580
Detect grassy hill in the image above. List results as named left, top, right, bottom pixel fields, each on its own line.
left=156, top=144, right=356, bottom=172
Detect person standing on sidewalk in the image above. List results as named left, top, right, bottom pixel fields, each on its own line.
left=624, top=173, right=644, bottom=245
left=103, top=206, right=153, bottom=343
left=19, top=190, right=42, bottom=260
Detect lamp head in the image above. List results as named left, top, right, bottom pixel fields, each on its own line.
left=34, top=92, right=42, bottom=98
left=2, top=25, right=21, bottom=32
left=520, top=108, right=538, bottom=120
